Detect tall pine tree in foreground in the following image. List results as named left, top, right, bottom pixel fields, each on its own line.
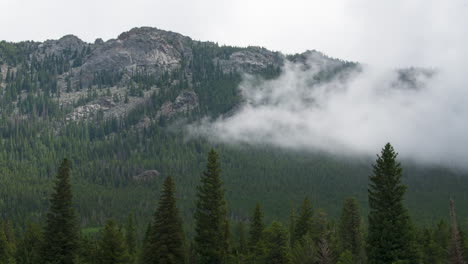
left=194, top=149, right=230, bottom=264
left=149, top=176, right=185, bottom=264
left=367, top=143, right=417, bottom=264
left=449, top=199, right=465, bottom=264
left=42, top=159, right=78, bottom=264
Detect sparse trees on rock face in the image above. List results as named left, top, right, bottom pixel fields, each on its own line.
left=42, top=159, right=79, bottom=264
left=194, top=149, right=230, bottom=264
left=367, top=143, right=418, bottom=264
left=148, top=176, right=185, bottom=264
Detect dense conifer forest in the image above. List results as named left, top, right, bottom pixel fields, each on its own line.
left=0, top=145, right=466, bottom=264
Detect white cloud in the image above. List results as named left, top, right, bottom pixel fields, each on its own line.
left=188, top=52, right=468, bottom=169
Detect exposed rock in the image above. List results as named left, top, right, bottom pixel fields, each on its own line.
left=37, top=35, right=87, bottom=57
left=94, top=38, right=104, bottom=45
left=158, top=90, right=199, bottom=118
left=214, top=46, right=284, bottom=73
left=132, top=170, right=160, bottom=181
left=78, top=27, right=193, bottom=87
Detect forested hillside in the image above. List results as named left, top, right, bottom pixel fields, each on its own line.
left=0, top=26, right=467, bottom=237
left=0, top=146, right=466, bottom=264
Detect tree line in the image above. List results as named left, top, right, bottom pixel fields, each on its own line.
left=0, top=143, right=466, bottom=264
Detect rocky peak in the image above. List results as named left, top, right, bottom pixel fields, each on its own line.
left=38, top=34, right=87, bottom=56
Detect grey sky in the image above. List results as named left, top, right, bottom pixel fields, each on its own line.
left=2, top=0, right=467, bottom=67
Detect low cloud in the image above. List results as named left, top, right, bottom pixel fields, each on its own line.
left=188, top=53, right=468, bottom=169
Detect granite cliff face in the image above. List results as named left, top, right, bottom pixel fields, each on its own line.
left=0, top=27, right=359, bottom=125
left=78, top=27, right=193, bottom=85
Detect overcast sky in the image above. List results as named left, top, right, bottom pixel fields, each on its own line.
left=2, top=0, right=467, bottom=67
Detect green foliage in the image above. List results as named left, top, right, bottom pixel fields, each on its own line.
left=338, top=197, right=364, bottom=263
left=15, top=223, right=42, bottom=264
left=294, top=198, right=313, bottom=245
left=249, top=203, right=264, bottom=250
left=337, top=250, right=354, bottom=264
left=0, top=226, right=15, bottom=264
left=148, top=176, right=185, bottom=264
left=367, top=143, right=418, bottom=264
left=290, top=235, right=315, bottom=264
left=264, top=221, right=291, bottom=264
left=125, top=214, right=137, bottom=262
left=42, top=159, right=78, bottom=264
left=98, top=219, right=130, bottom=264
left=194, top=149, right=230, bottom=264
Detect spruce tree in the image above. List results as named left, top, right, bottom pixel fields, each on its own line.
left=338, top=197, right=364, bottom=263
left=449, top=199, right=465, bottom=264
left=249, top=203, right=264, bottom=250
left=264, top=221, right=291, bottom=264
left=42, top=158, right=78, bottom=264
left=98, top=219, right=130, bottom=264
left=367, top=143, right=417, bottom=264
left=194, top=149, right=230, bottom=264
left=248, top=203, right=266, bottom=264
left=294, top=198, right=313, bottom=244
left=149, top=176, right=185, bottom=264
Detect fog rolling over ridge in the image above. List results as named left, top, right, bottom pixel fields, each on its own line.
left=188, top=52, right=468, bottom=169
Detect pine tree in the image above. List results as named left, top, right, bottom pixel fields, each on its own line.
left=42, top=158, right=78, bottom=264
left=248, top=203, right=266, bottom=264
left=249, top=203, right=264, bottom=250
left=367, top=143, right=417, bottom=264
left=338, top=197, right=364, bottom=263
left=294, top=198, right=313, bottom=244
left=149, top=176, right=185, bottom=264
left=98, top=219, right=130, bottom=264
left=264, top=221, right=291, bottom=264
left=449, top=199, right=465, bottom=264
left=194, top=149, right=230, bottom=264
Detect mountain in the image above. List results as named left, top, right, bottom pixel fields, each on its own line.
left=0, top=27, right=466, bottom=230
